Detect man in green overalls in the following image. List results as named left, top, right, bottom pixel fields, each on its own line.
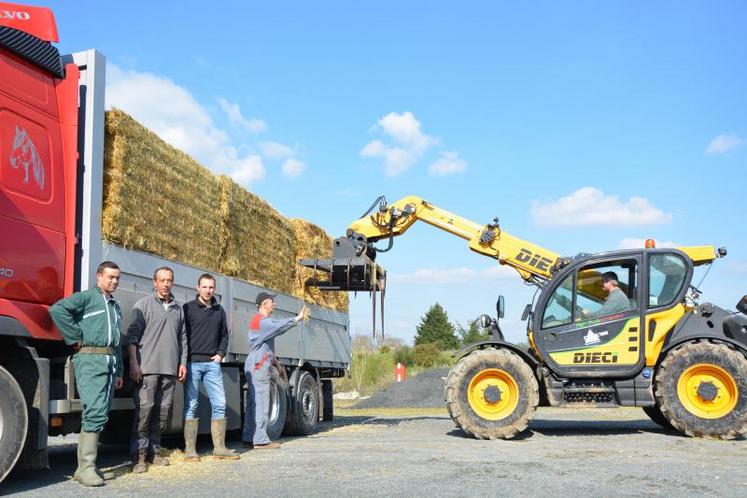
left=49, top=261, right=124, bottom=487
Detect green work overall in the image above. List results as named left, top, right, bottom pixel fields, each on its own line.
left=50, top=287, right=123, bottom=432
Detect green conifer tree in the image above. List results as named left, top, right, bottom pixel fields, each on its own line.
left=414, top=303, right=458, bottom=350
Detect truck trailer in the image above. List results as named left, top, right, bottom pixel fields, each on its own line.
left=0, top=3, right=351, bottom=481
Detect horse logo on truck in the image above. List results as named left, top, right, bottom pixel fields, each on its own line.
left=9, top=125, right=45, bottom=190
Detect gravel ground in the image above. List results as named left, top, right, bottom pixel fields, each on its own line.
left=354, top=368, right=450, bottom=408
left=3, top=407, right=746, bottom=497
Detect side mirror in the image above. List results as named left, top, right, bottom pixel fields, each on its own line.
left=496, top=295, right=505, bottom=319
left=479, top=314, right=492, bottom=328
left=521, top=304, right=532, bottom=321
left=737, top=295, right=747, bottom=315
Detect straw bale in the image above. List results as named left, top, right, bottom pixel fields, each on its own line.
left=103, top=109, right=223, bottom=270
left=102, top=109, right=346, bottom=312
left=217, top=175, right=295, bottom=294
left=291, top=219, right=349, bottom=312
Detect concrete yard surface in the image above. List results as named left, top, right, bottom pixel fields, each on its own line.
left=2, top=407, right=746, bottom=497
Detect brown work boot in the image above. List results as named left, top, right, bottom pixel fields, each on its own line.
left=211, top=418, right=239, bottom=460
left=132, top=450, right=147, bottom=474
left=184, top=418, right=201, bottom=462
left=253, top=441, right=280, bottom=450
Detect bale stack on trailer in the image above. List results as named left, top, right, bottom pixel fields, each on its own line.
left=102, top=108, right=348, bottom=311
left=216, top=175, right=295, bottom=294
left=102, top=109, right=223, bottom=271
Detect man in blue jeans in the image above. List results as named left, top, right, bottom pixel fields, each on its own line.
left=182, top=273, right=239, bottom=461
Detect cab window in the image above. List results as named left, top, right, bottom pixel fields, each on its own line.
left=648, top=254, right=687, bottom=308
left=541, top=274, right=574, bottom=329
left=575, top=260, right=638, bottom=319
left=541, top=259, right=638, bottom=329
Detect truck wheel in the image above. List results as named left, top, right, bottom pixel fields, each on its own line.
left=655, top=341, right=747, bottom=439
left=0, top=365, right=28, bottom=482
left=321, top=379, right=334, bottom=422
left=445, top=348, right=538, bottom=440
left=641, top=405, right=674, bottom=430
left=266, top=366, right=288, bottom=441
left=284, top=371, right=319, bottom=436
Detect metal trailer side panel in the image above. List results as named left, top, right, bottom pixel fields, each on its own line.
left=229, top=280, right=351, bottom=366
left=102, top=243, right=350, bottom=368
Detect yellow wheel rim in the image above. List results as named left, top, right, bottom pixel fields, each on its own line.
left=467, top=368, right=519, bottom=421
left=677, top=363, right=738, bottom=419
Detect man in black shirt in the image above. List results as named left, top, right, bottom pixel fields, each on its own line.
left=182, top=273, right=239, bottom=461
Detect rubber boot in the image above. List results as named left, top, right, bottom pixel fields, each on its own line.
left=211, top=418, right=239, bottom=460
left=73, top=431, right=104, bottom=487
left=132, top=450, right=148, bottom=474
left=184, top=418, right=201, bottom=462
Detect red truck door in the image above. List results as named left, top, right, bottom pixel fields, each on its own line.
left=0, top=3, right=79, bottom=338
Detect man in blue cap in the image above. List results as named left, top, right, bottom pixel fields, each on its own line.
left=242, top=292, right=305, bottom=449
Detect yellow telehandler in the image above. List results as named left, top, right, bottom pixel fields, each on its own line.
left=301, top=195, right=747, bottom=439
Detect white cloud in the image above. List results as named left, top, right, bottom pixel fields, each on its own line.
left=429, top=150, right=467, bottom=176
left=106, top=65, right=266, bottom=185
left=217, top=97, right=266, bottom=133
left=731, top=261, right=747, bottom=274
left=531, top=187, right=672, bottom=227
left=391, top=265, right=515, bottom=285
left=618, top=238, right=678, bottom=249
left=230, top=155, right=266, bottom=184
left=361, top=111, right=436, bottom=176
left=281, top=158, right=305, bottom=178
left=706, top=134, right=744, bottom=155
left=260, top=141, right=295, bottom=159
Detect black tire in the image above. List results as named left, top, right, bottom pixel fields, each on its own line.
left=642, top=405, right=674, bottom=430
left=655, top=341, right=747, bottom=439
left=284, top=371, right=319, bottom=436
left=266, top=365, right=289, bottom=441
left=0, top=365, right=28, bottom=482
left=321, top=379, right=334, bottom=422
left=445, top=348, right=538, bottom=440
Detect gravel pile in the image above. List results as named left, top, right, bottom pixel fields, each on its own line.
left=354, top=368, right=450, bottom=408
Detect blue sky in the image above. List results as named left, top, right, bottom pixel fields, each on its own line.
left=44, top=0, right=746, bottom=343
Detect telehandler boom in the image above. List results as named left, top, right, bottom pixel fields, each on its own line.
left=302, top=195, right=747, bottom=439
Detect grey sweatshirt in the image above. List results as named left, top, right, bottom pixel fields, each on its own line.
left=127, top=292, right=187, bottom=375
left=592, top=287, right=631, bottom=318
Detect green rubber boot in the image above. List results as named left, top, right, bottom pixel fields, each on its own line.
left=73, top=431, right=105, bottom=487
left=211, top=418, right=239, bottom=460
left=184, top=418, right=201, bottom=462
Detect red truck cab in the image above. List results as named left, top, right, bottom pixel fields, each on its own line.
left=1, top=1, right=79, bottom=338
left=0, top=1, right=82, bottom=481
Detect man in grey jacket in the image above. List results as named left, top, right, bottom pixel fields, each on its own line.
left=127, top=266, right=187, bottom=472
left=241, top=292, right=306, bottom=449
left=589, top=271, right=631, bottom=318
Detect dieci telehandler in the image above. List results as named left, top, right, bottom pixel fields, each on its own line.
left=301, top=195, right=747, bottom=439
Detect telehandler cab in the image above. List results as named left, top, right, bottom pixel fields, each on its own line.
left=301, top=195, right=747, bottom=439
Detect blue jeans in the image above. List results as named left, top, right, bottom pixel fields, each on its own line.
left=184, top=361, right=226, bottom=420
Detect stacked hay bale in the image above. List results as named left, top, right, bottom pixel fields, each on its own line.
left=103, top=109, right=223, bottom=270
left=290, top=219, right=349, bottom=311
left=102, top=109, right=346, bottom=311
left=217, top=175, right=295, bottom=294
